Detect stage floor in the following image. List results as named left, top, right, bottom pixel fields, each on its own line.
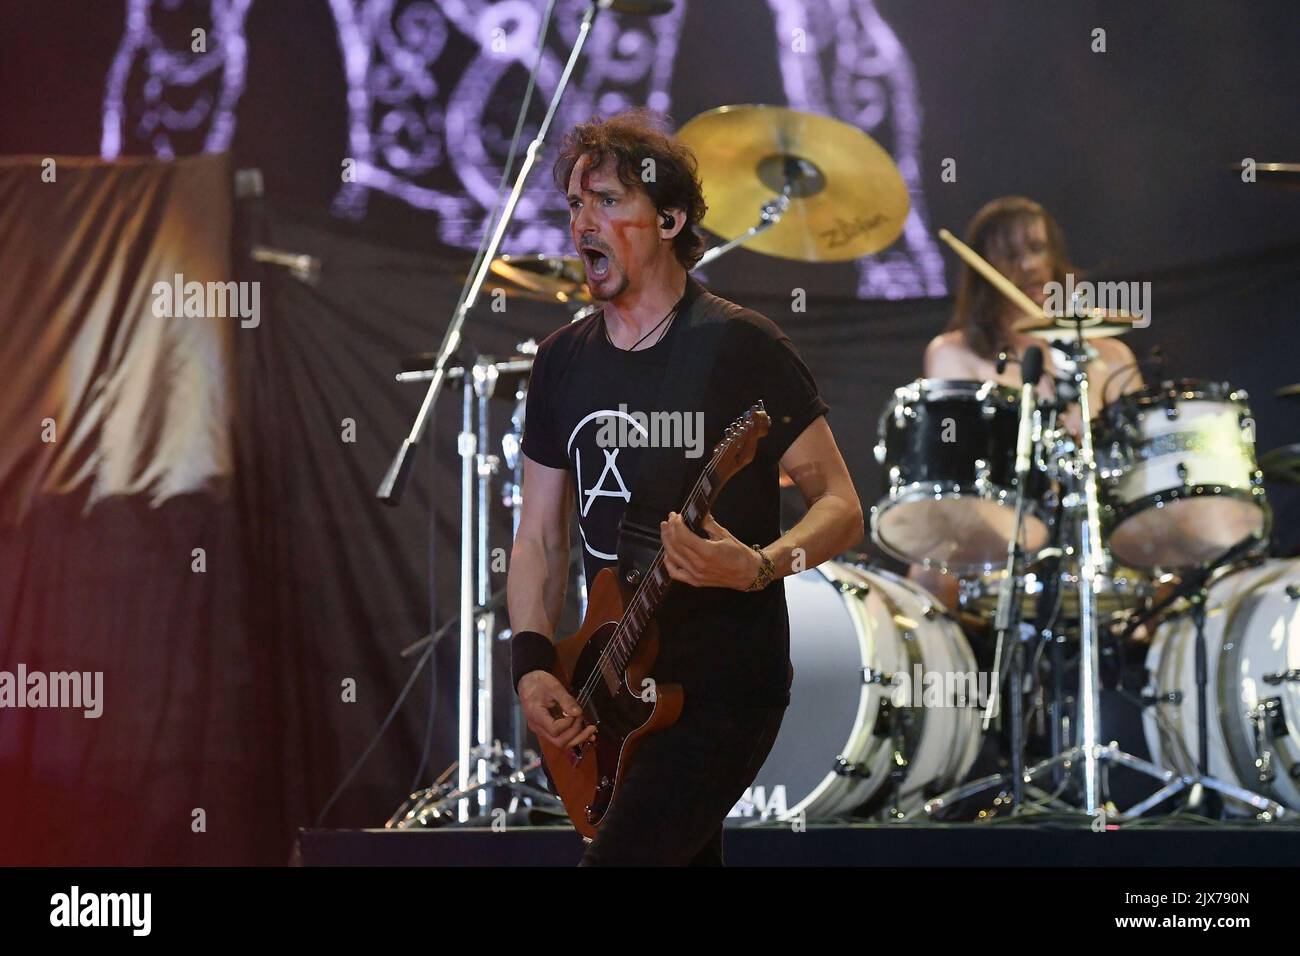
left=296, top=818, right=1300, bottom=867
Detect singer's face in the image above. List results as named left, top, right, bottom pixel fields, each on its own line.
left=567, top=154, right=662, bottom=301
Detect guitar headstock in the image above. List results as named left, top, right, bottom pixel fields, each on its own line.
left=709, top=402, right=771, bottom=485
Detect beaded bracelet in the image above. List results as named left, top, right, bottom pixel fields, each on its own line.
left=745, top=545, right=777, bottom=592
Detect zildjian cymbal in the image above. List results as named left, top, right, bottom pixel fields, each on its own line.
left=676, top=104, right=910, bottom=262
left=475, top=254, right=591, bottom=305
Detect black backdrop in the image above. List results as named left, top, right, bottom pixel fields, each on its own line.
left=1, top=1, right=1298, bottom=864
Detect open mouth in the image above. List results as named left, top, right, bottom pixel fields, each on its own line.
left=582, top=247, right=611, bottom=280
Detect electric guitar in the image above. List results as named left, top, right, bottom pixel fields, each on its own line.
left=538, top=402, right=771, bottom=839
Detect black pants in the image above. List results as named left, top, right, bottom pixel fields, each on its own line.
left=578, top=698, right=786, bottom=866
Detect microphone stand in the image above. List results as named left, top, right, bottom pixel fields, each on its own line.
left=377, top=0, right=612, bottom=506
left=375, top=0, right=612, bottom=826
left=913, top=350, right=1047, bottom=817
left=982, top=347, right=1046, bottom=810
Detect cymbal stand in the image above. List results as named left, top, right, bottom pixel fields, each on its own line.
left=1018, top=324, right=1284, bottom=820
left=386, top=356, right=564, bottom=828
left=694, top=163, right=810, bottom=269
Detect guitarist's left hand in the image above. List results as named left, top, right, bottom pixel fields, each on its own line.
left=661, top=511, right=763, bottom=590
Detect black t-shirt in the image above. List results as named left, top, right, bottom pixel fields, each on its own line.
left=521, top=278, right=829, bottom=706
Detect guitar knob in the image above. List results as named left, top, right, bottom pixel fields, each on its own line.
left=625, top=569, right=640, bottom=585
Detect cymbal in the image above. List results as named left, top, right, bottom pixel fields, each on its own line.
left=677, top=104, right=910, bottom=262
left=1259, top=444, right=1300, bottom=485
left=478, top=254, right=591, bottom=304
left=1017, top=309, right=1144, bottom=340
left=1228, top=161, right=1300, bottom=189
left=1276, top=384, right=1300, bottom=399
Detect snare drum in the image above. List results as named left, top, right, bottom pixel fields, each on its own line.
left=959, top=564, right=1149, bottom=622
left=731, top=562, right=983, bottom=820
left=871, top=379, right=1052, bottom=573
left=1097, top=380, right=1269, bottom=570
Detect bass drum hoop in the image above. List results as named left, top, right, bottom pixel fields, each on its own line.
left=771, top=562, right=981, bottom=820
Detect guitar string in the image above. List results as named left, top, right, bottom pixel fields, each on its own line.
left=571, top=433, right=733, bottom=709
left=572, top=439, right=722, bottom=708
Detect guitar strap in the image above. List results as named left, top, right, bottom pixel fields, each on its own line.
left=615, top=278, right=736, bottom=587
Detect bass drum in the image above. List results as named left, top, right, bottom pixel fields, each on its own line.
left=733, top=562, right=983, bottom=821
left=1143, top=559, right=1300, bottom=812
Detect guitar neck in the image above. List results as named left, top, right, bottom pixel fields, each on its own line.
left=598, top=400, right=770, bottom=680
left=607, top=455, right=722, bottom=667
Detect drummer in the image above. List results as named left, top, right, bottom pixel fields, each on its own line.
left=915, top=196, right=1145, bottom=609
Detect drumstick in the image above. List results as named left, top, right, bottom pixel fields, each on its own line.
left=938, top=228, right=1045, bottom=328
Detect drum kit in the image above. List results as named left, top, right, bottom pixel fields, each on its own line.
left=747, top=237, right=1297, bottom=823
left=382, top=100, right=1299, bottom=830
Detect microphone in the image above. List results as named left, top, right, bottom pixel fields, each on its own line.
left=1014, top=345, right=1044, bottom=477
left=1021, top=345, right=1044, bottom=389
left=601, top=0, right=675, bottom=13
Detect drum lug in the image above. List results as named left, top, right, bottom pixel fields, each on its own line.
left=833, top=754, right=872, bottom=779
left=839, top=580, right=870, bottom=597
left=861, top=666, right=894, bottom=686
left=981, top=402, right=997, bottom=420
left=974, top=459, right=991, bottom=495
left=1248, top=698, right=1285, bottom=785
left=874, top=441, right=887, bottom=465
left=1263, top=669, right=1300, bottom=685
left=1175, top=462, right=1189, bottom=483
left=1141, top=690, right=1183, bottom=707
left=887, top=466, right=901, bottom=494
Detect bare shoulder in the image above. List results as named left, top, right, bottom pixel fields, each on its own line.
left=1093, top=335, right=1145, bottom=398
left=1094, top=335, right=1138, bottom=366
left=923, top=330, right=977, bottom=378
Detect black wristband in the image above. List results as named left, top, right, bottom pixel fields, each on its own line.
left=511, top=630, right=557, bottom=694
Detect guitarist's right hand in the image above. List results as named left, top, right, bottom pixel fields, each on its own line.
left=518, top=671, right=598, bottom=750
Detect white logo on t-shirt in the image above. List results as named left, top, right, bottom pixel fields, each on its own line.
left=567, top=409, right=648, bottom=561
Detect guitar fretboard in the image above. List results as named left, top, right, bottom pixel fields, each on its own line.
left=598, top=468, right=718, bottom=684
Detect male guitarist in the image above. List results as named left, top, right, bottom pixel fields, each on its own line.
left=507, top=109, right=863, bottom=866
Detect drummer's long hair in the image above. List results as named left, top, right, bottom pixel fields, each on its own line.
left=554, top=109, right=708, bottom=269
left=948, top=197, right=1071, bottom=360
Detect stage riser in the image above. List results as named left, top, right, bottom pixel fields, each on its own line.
left=297, top=826, right=1300, bottom=867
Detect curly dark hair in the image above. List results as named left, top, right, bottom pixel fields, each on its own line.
left=553, top=108, right=708, bottom=269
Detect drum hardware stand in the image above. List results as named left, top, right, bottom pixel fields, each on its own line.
left=694, top=179, right=793, bottom=269
left=1001, top=327, right=1182, bottom=819
left=387, top=746, right=563, bottom=829
left=915, top=350, right=1048, bottom=818
left=1020, top=327, right=1284, bottom=821
left=386, top=356, right=566, bottom=827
